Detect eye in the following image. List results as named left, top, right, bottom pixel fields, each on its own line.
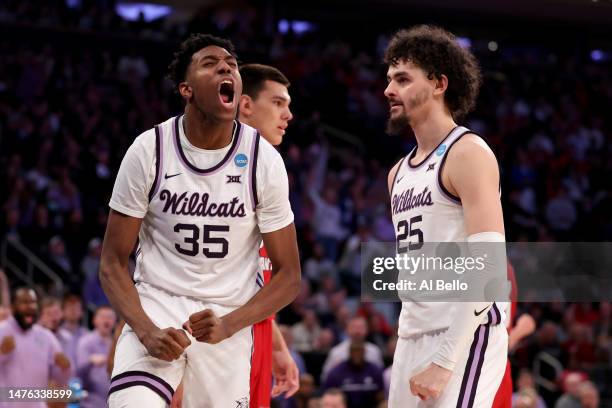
left=228, top=61, right=238, bottom=68
left=273, top=101, right=282, bottom=107
left=203, top=61, right=215, bottom=68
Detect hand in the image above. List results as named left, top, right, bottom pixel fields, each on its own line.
left=514, top=314, right=536, bottom=338
left=0, top=335, right=15, bottom=354
left=271, top=348, right=299, bottom=398
left=90, top=354, right=108, bottom=366
left=186, top=309, right=231, bottom=344
left=139, top=327, right=191, bottom=362
left=54, top=352, right=71, bottom=370
left=409, top=363, right=452, bottom=400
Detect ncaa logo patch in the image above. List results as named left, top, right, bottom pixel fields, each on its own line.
left=436, top=144, right=447, bottom=156
left=234, top=153, right=248, bottom=167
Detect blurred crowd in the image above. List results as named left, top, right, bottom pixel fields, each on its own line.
left=1, top=1, right=611, bottom=407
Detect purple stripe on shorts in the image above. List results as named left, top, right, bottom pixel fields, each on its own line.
left=456, top=324, right=488, bottom=408
left=110, top=375, right=172, bottom=402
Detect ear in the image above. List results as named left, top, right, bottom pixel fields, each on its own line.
left=433, top=74, right=448, bottom=97
left=239, top=95, right=254, bottom=117
left=178, top=82, right=192, bottom=101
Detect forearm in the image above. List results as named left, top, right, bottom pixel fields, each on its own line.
left=99, top=262, right=156, bottom=339
left=272, top=320, right=288, bottom=352
left=222, top=270, right=300, bottom=336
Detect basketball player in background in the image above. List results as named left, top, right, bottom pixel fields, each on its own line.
left=100, top=34, right=300, bottom=407
left=239, top=63, right=299, bottom=407
left=384, top=26, right=508, bottom=407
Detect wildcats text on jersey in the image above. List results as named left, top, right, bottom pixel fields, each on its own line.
left=391, top=186, right=434, bottom=215
left=159, top=189, right=246, bottom=217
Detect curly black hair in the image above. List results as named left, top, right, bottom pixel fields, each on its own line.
left=384, top=25, right=482, bottom=120
left=167, top=33, right=237, bottom=90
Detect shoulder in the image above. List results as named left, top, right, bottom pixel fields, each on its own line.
left=447, top=133, right=497, bottom=164
left=32, top=324, right=57, bottom=343
left=129, top=127, right=158, bottom=154
left=387, top=157, right=405, bottom=193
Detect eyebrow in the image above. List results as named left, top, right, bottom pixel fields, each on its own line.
left=271, top=95, right=291, bottom=103
left=387, top=70, right=410, bottom=82
left=198, top=54, right=237, bottom=63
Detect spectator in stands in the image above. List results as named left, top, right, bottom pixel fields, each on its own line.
left=323, top=340, right=384, bottom=408
left=38, top=296, right=75, bottom=366
left=555, top=372, right=587, bottom=408
left=61, top=294, right=89, bottom=360
left=321, top=316, right=383, bottom=381
left=577, top=381, right=599, bottom=408
left=76, top=306, right=117, bottom=408
left=292, top=308, right=322, bottom=353
left=512, top=369, right=548, bottom=408
left=0, top=287, right=72, bottom=398
left=320, top=388, right=347, bottom=408
left=81, top=237, right=108, bottom=308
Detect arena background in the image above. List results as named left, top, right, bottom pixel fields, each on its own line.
left=1, top=0, right=611, bottom=406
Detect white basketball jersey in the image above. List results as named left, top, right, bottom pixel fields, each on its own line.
left=135, top=116, right=263, bottom=306
left=391, top=126, right=472, bottom=338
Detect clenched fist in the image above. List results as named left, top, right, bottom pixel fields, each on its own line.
left=0, top=335, right=15, bottom=355
left=409, top=363, right=452, bottom=400
left=184, top=309, right=230, bottom=344
left=140, top=327, right=191, bottom=362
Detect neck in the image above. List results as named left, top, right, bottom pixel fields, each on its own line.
left=411, top=108, right=457, bottom=155
left=184, top=106, right=235, bottom=150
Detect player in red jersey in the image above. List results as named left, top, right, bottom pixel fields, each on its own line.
left=492, top=263, right=536, bottom=408
left=239, top=63, right=299, bottom=408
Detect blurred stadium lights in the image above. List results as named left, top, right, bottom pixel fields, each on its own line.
left=65, top=0, right=81, bottom=8
left=278, top=19, right=317, bottom=35
left=488, top=41, right=499, bottom=52
left=115, top=2, right=173, bottom=22
left=590, top=49, right=608, bottom=61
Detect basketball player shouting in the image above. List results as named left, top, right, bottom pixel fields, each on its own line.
left=101, top=34, right=300, bottom=408
left=384, top=26, right=508, bottom=407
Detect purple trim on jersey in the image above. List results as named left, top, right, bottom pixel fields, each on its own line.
left=148, top=124, right=164, bottom=202
left=249, top=131, right=261, bottom=210
left=492, top=302, right=501, bottom=325
left=109, top=370, right=173, bottom=403
left=407, top=126, right=459, bottom=169
left=436, top=129, right=472, bottom=204
left=389, top=156, right=407, bottom=198
left=456, top=324, right=490, bottom=408
left=173, top=115, right=243, bottom=175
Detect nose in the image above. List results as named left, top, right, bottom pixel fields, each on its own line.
left=284, top=107, right=293, bottom=122
left=384, top=82, right=395, bottom=99
left=217, top=60, right=231, bottom=74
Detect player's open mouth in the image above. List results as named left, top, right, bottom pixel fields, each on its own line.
left=219, top=80, right=235, bottom=107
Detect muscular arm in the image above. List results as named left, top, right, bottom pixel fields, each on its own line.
left=221, top=223, right=301, bottom=336
left=99, top=210, right=156, bottom=339
left=433, top=134, right=505, bottom=369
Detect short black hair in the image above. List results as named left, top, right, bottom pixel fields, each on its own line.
left=168, top=33, right=237, bottom=90
left=240, top=64, right=290, bottom=100
left=384, top=25, right=482, bottom=120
